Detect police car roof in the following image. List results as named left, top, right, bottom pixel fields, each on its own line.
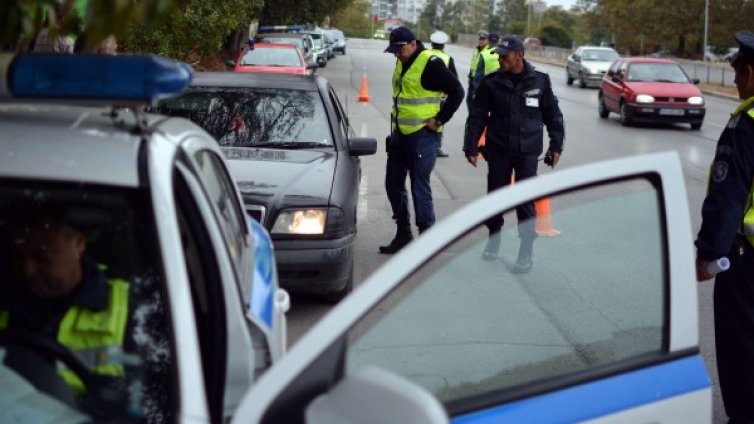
left=191, top=72, right=321, bottom=91
left=0, top=103, right=209, bottom=187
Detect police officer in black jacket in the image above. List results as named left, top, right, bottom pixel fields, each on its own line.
left=379, top=27, right=464, bottom=254
left=463, top=34, right=564, bottom=272
left=696, top=30, right=754, bottom=423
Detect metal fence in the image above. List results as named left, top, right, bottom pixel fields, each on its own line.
left=455, top=35, right=735, bottom=88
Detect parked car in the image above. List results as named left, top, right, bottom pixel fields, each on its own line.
left=255, top=32, right=317, bottom=70
left=0, top=53, right=288, bottom=423
left=228, top=42, right=315, bottom=75
left=598, top=57, right=705, bottom=129
left=330, top=29, right=347, bottom=55
left=152, top=73, right=377, bottom=302
left=323, top=30, right=336, bottom=59
left=301, top=29, right=329, bottom=68
left=523, top=36, right=542, bottom=48
left=373, top=29, right=387, bottom=40
left=567, top=46, right=619, bottom=88
left=231, top=152, right=711, bottom=424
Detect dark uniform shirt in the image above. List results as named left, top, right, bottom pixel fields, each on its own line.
left=396, top=44, right=464, bottom=126
left=464, top=60, right=564, bottom=157
left=696, top=99, right=754, bottom=260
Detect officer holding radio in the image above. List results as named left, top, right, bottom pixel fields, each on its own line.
left=695, top=30, right=754, bottom=423
left=463, top=34, right=564, bottom=272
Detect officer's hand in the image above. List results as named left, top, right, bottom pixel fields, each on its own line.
left=466, top=155, right=478, bottom=167
left=549, top=151, right=561, bottom=168
left=695, top=258, right=714, bottom=282
left=424, top=117, right=440, bottom=132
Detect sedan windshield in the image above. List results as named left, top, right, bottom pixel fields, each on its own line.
left=627, top=63, right=690, bottom=83
left=154, top=88, right=332, bottom=147
left=240, top=47, right=302, bottom=67
left=582, top=49, right=618, bottom=61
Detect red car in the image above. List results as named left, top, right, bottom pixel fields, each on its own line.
left=230, top=43, right=313, bottom=75
left=598, top=57, right=705, bottom=129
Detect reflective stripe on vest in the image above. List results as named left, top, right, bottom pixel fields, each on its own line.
left=429, top=49, right=450, bottom=67
left=392, top=50, right=443, bottom=135
left=480, top=47, right=500, bottom=75
left=469, top=47, right=483, bottom=78
left=730, top=97, right=754, bottom=246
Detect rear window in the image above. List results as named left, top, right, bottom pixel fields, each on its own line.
left=582, top=49, right=619, bottom=61
left=239, top=47, right=302, bottom=67
left=627, top=62, right=690, bottom=83
left=258, top=37, right=304, bottom=50
left=153, top=87, right=333, bottom=147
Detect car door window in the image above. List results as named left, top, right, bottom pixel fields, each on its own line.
left=345, top=177, right=665, bottom=413
left=607, top=60, right=620, bottom=76
left=192, top=150, right=248, bottom=278
left=328, top=87, right=350, bottom=141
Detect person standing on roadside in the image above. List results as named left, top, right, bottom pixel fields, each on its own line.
left=463, top=34, right=564, bottom=272
left=469, top=33, right=501, bottom=96
left=378, top=27, right=464, bottom=254
left=695, top=30, right=754, bottom=424
left=428, top=30, right=457, bottom=158
left=32, top=4, right=74, bottom=53
left=466, top=31, right=489, bottom=111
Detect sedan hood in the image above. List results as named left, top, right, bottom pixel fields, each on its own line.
left=625, top=82, right=703, bottom=98
left=582, top=60, right=613, bottom=72
left=225, top=147, right=336, bottom=213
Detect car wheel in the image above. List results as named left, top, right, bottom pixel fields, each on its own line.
left=318, top=262, right=353, bottom=304
left=620, top=102, right=632, bottom=126
left=598, top=94, right=609, bottom=118
left=578, top=72, right=587, bottom=88
left=342, top=47, right=346, bottom=55
left=566, top=70, right=574, bottom=86
left=691, top=122, right=703, bottom=130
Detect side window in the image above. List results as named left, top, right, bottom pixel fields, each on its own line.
left=192, top=150, right=248, bottom=276
left=345, top=178, right=665, bottom=412
left=328, top=87, right=350, bottom=141
left=607, top=60, right=620, bottom=76
left=619, top=61, right=628, bottom=79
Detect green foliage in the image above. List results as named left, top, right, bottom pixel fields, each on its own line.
left=540, top=25, right=571, bottom=48
left=330, top=0, right=370, bottom=38
left=261, top=0, right=352, bottom=27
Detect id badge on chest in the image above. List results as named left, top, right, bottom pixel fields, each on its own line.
left=526, top=97, right=539, bottom=107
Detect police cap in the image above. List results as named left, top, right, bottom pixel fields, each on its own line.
left=733, top=30, right=754, bottom=65
left=430, top=30, right=449, bottom=45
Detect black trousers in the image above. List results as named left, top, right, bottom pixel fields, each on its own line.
left=714, top=237, right=754, bottom=422
left=484, top=150, right=538, bottom=240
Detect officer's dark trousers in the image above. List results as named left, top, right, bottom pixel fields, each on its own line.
left=466, top=79, right=474, bottom=112
left=714, top=238, right=754, bottom=422
left=484, top=150, right=537, bottom=240
left=385, top=128, right=439, bottom=231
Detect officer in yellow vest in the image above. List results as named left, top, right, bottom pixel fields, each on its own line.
left=379, top=27, right=464, bottom=254
left=470, top=33, right=500, bottom=98
left=0, top=205, right=130, bottom=397
left=429, top=30, right=458, bottom=158
left=466, top=31, right=489, bottom=111
left=695, top=30, right=754, bottom=423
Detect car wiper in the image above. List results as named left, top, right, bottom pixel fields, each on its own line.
left=247, top=141, right=325, bottom=148
left=654, top=79, right=678, bottom=83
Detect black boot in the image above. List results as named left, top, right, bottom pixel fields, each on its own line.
left=379, top=225, right=413, bottom=254
left=512, top=238, right=534, bottom=273
left=482, top=231, right=501, bottom=261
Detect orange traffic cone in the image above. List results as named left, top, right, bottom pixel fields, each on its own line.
left=535, top=197, right=560, bottom=237
left=358, top=74, right=370, bottom=102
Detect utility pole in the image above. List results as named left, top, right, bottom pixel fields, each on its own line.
left=703, top=0, right=709, bottom=62
left=526, top=0, right=531, bottom=37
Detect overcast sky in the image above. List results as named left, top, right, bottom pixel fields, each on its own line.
left=546, top=0, right=577, bottom=9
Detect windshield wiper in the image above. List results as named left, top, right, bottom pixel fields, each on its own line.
left=654, top=79, right=679, bottom=83
left=246, top=141, right=325, bottom=149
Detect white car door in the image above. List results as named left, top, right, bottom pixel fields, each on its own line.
left=233, top=152, right=711, bottom=424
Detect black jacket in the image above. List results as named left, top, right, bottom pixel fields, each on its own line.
left=464, top=60, right=564, bottom=156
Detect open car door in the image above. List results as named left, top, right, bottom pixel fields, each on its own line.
left=233, top=152, right=711, bottom=424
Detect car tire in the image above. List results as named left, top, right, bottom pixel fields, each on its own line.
left=598, top=94, right=609, bottom=118
left=319, top=262, right=353, bottom=304
left=691, top=122, right=703, bottom=130
left=566, top=70, right=574, bottom=86
left=342, top=47, right=346, bottom=55
left=579, top=72, right=587, bottom=88
left=620, top=102, right=632, bottom=127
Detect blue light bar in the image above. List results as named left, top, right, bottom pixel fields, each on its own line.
left=7, top=54, right=192, bottom=103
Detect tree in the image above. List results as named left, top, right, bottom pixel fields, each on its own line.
left=260, top=0, right=353, bottom=27
left=539, top=24, right=570, bottom=47
left=330, top=0, right=370, bottom=38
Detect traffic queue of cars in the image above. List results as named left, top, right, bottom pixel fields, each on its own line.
left=566, top=44, right=707, bottom=130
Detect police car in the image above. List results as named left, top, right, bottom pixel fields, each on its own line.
left=230, top=153, right=711, bottom=423
left=0, top=53, right=288, bottom=423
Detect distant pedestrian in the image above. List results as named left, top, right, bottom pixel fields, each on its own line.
left=466, top=30, right=489, bottom=111
left=32, top=4, right=74, bottom=53
left=695, top=30, right=754, bottom=423
left=463, top=34, right=564, bottom=272
left=428, top=30, right=457, bottom=158
left=379, top=27, right=464, bottom=254
left=469, top=33, right=501, bottom=97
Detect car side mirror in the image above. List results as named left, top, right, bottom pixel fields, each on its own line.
left=612, top=76, right=622, bottom=83
left=573, top=56, right=581, bottom=62
left=226, top=60, right=236, bottom=68
left=307, top=63, right=318, bottom=70
left=691, top=78, right=700, bottom=85
left=305, top=367, right=449, bottom=424
left=348, top=137, right=377, bottom=156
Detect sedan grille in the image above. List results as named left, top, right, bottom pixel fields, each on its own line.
left=655, top=97, right=687, bottom=103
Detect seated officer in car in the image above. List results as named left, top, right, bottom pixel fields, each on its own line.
left=0, top=205, right=131, bottom=396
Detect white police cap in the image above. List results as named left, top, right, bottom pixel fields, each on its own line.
left=430, top=31, right=449, bottom=45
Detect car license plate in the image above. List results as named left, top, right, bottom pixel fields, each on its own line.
left=659, top=108, right=685, bottom=116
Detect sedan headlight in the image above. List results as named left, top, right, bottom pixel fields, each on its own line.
left=688, top=96, right=704, bottom=105
left=272, top=209, right=327, bottom=235
left=636, top=94, right=655, bottom=104
left=590, top=68, right=600, bottom=74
